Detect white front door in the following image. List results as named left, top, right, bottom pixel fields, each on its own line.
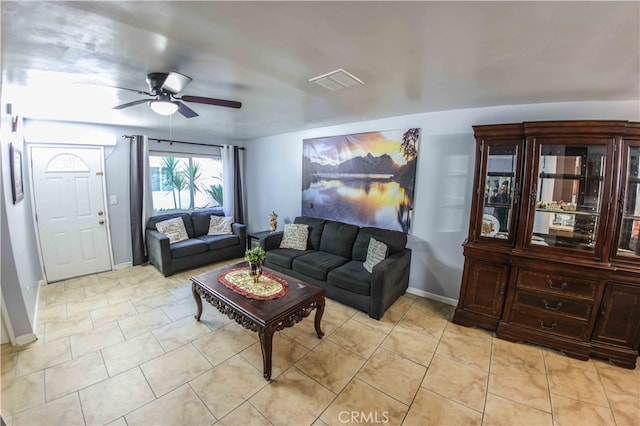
left=31, top=146, right=112, bottom=282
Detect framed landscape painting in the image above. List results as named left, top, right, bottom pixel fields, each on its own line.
left=10, top=144, right=24, bottom=204
left=302, top=128, right=419, bottom=233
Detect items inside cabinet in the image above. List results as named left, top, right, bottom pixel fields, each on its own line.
left=616, top=145, right=640, bottom=258
left=530, top=144, right=606, bottom=251
left=481, top=144, right=518, bottom=239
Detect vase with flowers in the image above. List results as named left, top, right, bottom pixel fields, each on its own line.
left=245, top=246, right=266, bottom=283
left=269, top=211, right=278, bottom=232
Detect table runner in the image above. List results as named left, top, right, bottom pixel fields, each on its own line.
left=218, top=267, right=289, bottom=300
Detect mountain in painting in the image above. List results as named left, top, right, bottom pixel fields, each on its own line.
left=307, top=153, right=400, bottom=174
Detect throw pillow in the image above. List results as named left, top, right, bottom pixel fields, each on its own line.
left=156, top=217, right=189, bottom=244
left=280, top=223, right=309, bottom=250
left=363, top=238, right=388, bottom=273
left=208, top=216, right=233, bottom=235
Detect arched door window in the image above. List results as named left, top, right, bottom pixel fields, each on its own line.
left=46, top=153, right=89, bottom=172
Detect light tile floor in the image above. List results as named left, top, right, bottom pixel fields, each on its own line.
left=1, top=259, right=639, bottom=425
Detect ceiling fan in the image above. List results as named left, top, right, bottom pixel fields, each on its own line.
left=110, top=72, right=241, bottom=118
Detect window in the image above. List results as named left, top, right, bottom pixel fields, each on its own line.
left=149, top=154, right=223, bottom=213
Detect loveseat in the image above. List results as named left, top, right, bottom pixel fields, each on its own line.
left=261, top=216, right=411, bottom=319
left=146, top=208, right=246, bottom=276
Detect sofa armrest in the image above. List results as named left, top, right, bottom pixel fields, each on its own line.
left=146, top=229, right=172, bottom=276
left=232, top=223, right=247, bottom=246
left=261, top=231, right=284, bottom=251
left=369, top=248, right=412, bottom=319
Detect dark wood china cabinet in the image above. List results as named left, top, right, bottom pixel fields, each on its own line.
left=453, top=120, right=640, bottom=368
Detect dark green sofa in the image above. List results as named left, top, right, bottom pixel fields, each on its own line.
left=146, top=208, right=246, bottom=277
left=261, top=216, right=411, bottom=319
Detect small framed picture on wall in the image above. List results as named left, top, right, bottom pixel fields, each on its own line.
left=10, top=144, right=24, bottom=204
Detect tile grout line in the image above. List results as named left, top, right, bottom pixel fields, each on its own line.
left=479, top=331, right=495, bottom=425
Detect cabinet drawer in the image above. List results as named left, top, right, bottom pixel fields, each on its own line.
left=516, top=270, right=599, bottom=300
left=509, top=308, right=589, bottom=340
left=513, top=290, right=593, bottom=320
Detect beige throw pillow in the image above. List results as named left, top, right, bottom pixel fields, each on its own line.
left=156, top=217, right=189, bottom=244
left=208, top=216, right=233, bottom=235
left=364, top=238, right=388, bottom=273
left=279, top=223, right=309, bottom=250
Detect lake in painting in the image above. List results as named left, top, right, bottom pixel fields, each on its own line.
left=302, top=128, right=419, bottom=233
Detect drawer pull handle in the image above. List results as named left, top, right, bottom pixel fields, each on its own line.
left=547, top=279, right=567, bottom=290
left=542, top=300, right=563, bottom=311
left=539, top=320, right=557, bottom=330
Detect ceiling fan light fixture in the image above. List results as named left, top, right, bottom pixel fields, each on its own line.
left=149, top=99, right=179, bottom=115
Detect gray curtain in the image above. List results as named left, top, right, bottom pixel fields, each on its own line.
left=129, top=135, right=152, bottom=266
left=222, top=145, right=245, bottom=225
left=233, top=146, right=245, bottom=224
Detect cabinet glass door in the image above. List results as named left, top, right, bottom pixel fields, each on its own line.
left=615, top=144, right=640, bottom=260
left=530, top=143, right=607, bottom=253
left=480, top=144, right=518, bottom=240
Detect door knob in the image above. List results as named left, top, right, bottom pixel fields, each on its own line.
left=99, top=220, right=105, bottom=225
left=98, top=211, right=104, bottom=216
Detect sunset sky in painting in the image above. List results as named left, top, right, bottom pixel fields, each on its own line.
left=304, top=130, right=410, bottom=166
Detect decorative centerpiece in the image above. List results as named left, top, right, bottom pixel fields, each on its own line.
left=245, top=246, right=266, bottom=283
left=269, top=211, right=278, bottom=232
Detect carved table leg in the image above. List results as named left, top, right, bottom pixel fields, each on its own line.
left=314, top=297, right=325, bottom=339
left=258, top=327, right=275, bottom=381
left=192, top=283, right=203, bottom=321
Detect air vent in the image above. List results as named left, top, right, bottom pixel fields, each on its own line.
left=309, top=69, right=364, bottom=91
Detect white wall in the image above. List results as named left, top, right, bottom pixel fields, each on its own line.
left=244, top=101, right=640, bottom=302
left=1, top=112, right=41, bottom=343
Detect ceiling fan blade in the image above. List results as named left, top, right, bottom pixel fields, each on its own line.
left=113, top=99, right=150, bottom=110
left=77, top=82, right=152, bottom=96
left=161, top=72, right=192, bottom=94
left=154, top=71, right=192, bottom=95
left=176, top=101, right=199, bottom=118
left=179, top=95, right=242, bottom=109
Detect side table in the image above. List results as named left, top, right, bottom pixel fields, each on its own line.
left=247, top=230, right=274, bottom=248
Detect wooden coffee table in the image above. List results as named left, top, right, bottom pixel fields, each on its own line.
left=191, top=262, right=325, bottom=380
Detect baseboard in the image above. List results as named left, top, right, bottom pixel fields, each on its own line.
left=114, top=262, right=133, bottom=270
left=5, top=280, right=43, bottom=347
left=406, top=287, right=458, bottom=306
left=15, top=333, right=38, bottom=345
left=31, top=279, right=44, bottom=335
left=0, top=321, right=10, bottom=344
left=0, top=297, right=15, bottom=344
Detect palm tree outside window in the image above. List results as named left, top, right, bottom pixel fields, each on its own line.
left=149, top=154, right=224, bottom=212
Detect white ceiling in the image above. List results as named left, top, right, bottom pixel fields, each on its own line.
left=1, top=1, right=638, bottom=141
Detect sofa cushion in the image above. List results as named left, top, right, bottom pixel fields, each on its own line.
left=328, top=261, right=371, bottom=296
left=319, top=220, right=359, bottom=258
left=148, top=213, right=194, bottom=238
left=292, top=251, right=349, bottom=281
left=265, top=248, right=312, bottom=269
left=352, top=227, right=408, bottom=261
left=170, top=239, right=209, bottom=259
left=364, top=238, right=388, bottom=273
left=156, top=217, right=189, bottom=244
left=208, top=216, right=233, bottom=235
left=280, top=223, right=309, bottom=250
left=196, top=234, right=240, bottom=251
left=294, top=216, right=326, bottom=250
left=191, top=208, right=225, bottom=236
